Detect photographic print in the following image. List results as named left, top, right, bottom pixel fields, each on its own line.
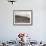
left=13, top=10, right=32, bottom=25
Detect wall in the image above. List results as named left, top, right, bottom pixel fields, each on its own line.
left=0, top=0, right=46, bottom=42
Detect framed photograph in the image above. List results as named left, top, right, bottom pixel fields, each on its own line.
left=13, top=10, right=32, bottom=25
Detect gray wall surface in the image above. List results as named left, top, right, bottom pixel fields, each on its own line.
left=0, top=0, right=46, bottom=41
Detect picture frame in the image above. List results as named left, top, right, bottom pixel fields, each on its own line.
left=13, top=10, right=33, bottom=26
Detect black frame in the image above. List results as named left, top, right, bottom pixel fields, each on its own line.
left=13, top=10, right=33, bottom=26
